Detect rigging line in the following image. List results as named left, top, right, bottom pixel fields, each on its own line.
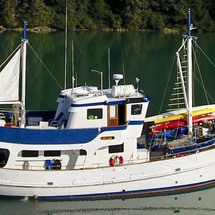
left=204, top=91, right=215, bottom=103
left=159, top=55, right=176, bottom=114
left=28, top=42, right=63, bottom=90
left=192, top=46, right=210, bottom=104
left=0, top=44, right=21, bottom=69
left=192, top=69, right=215, bottom=103
left=193, top=73, right=215, bottom=103
left=195, top=43, right=215, bottom=69
left=193, top=42, right=215, bottom=103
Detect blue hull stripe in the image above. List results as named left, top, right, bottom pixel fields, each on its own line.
left=0, top=121, right=143, bottom=144
left=70, top=100, right=148, bottom=107
left=36, top=179, right=215, bottom=200
left=128, top=121, right=144, bottom=125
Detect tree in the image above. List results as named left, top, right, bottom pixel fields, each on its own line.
left=0, top=0, right=19, bottom=28
left=208, top=0, right=215, bottom=20
left=70, top=0, right=92, bottom=30
left=25, top=0, right=54, bottom=27
left=115, top=0, right=150, bottom=30
left=44, top=0, right=66, bottom=29
left=88, top=0, right=113, bottom=29
left=0, top=0, right=215, bottom=32
left=150, top=0, right=187, bottom=28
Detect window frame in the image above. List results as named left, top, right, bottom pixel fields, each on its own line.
left=87, top=108, right=103, bottom=120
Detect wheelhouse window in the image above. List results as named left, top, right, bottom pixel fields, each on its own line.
left=0, top=148, right=10, bottom=167
left=79, top=149, right=87, bottom=156
left=131, top=104, right=142, bottom=115
left=109, top=105, right=117, bottom=118
left=87, top=108, right=103, bottom=120
left=22, top=150, right=39, bottom=157
left=109, top=144, right=124, bottom=154
left=44, top=151, right=61, bottom=157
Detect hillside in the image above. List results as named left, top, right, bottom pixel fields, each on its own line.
left=0, top=0, right=215, bottom=32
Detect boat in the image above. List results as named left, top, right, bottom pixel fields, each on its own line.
left=145, top=10, right=215, bottom=152
left=0, top=10, right=215, bottom=200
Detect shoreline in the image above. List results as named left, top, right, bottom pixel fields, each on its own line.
left=0, top=25, right=181, bottom=34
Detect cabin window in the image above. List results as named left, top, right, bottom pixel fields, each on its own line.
left=109, top=106, right=116, bottom=118
left=79, top=149, right=87, bottom=156
left=87, top=108, right=102, bottom=120
left=0, top=148, right=10, bottom=167
left=109, top=144, right=124, bottom=154
left=131, top=104, right=142, bottom=115
left=22, top=150, right=39, bottom=157
left=44, top=151, right=61, bottom=157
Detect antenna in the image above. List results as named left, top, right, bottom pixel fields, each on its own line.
left=135, top=77, right=140, bottom=91
left=122, top=50, right=125, bottom=85
left=92, top=70, right=103, bottom=95
left=64, top=0, right=68, bottom=89
left=188, top=9, right=191, bottom=37
left=23, top=21, right=27, bottom=40
left=71, top=40, right=75, bottom=93
left=108, top=48, right=110, bottom=89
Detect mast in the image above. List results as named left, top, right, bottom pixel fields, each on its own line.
left=20, top=22, right=27, bottom=128
left=187, top=9, right=193, bottom=136
left=71, top=40, right=75, bottom=93
left=64, top=0, right=68, bottom=89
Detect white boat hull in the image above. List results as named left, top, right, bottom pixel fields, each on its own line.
left=0, top=148, right=215, bottom=199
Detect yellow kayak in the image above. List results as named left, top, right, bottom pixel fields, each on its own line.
left=154, top=108, right=215, bottom=124
left=183, top=108, right=215, bottom=117
left=154, top=114, right=184, bottom=124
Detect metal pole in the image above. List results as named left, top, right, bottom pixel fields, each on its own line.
left=92, top=70, right=103, bottom=95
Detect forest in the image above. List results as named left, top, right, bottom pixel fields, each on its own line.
left=0, top=0, right=215, bottom=32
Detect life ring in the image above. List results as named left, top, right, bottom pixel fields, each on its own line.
left=119, top=156, right=123, bottom=165
left=109, top=156, right=116, bottom=166
left=5, top=122, right=12, bottom=127
left=109, top=155, right=124, bottom=166
left=176, top=152, right=188, bottom=157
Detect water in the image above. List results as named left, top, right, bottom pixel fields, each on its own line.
left=1, top=31, right=215, bottom=115
left=1, top=187, right=215, bottom=214
left=0, top=31, right=215, bottom=214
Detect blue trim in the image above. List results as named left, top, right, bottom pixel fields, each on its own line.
left=107, top=100, right=126, bottom=105
left=70, top=98, right=149, bottom=108
left=23, top=21, right=27, bottom=40
left=0, top=127, right=98, bottom=144
left=128, top=121, right=144, bottom=125
left=188, top=9, right=191, bottom=36
left=58, top=95, right=65, bottom=99
left=0, top=121, right=142, bottom=144
left=101, top=125, right=127, bottom=132
left=35, top=179, right=215, bottom=200
left=145, top=95, right=152, bottom=102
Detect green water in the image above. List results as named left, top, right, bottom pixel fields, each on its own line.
left=0, top=31, right=215, bottom=115
left=1, top=187, right=215, bottom=215
left=0, top=31, right=215, bottom=214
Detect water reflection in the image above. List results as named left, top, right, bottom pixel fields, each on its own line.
left=1, top=187, right=215, bottom=215
left=0, top=31, right=215, bottom=116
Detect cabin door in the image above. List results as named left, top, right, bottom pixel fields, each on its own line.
left=108, top=105, right=118, bottom=126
